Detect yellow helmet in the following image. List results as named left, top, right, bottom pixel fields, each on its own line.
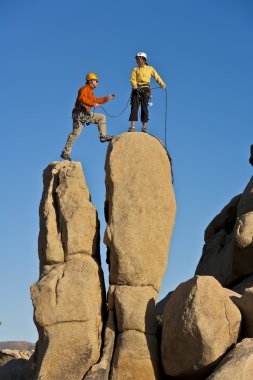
left=86, top=72, right=98, bottom=82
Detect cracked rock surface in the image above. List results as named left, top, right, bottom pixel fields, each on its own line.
left=196, top=176, right=253, bottom=287
left=207, top=338, right=253, bottom=380
left=104, top=133, right=176, bottom=291
left=102, top=133, right=176, bottom=380
left=31, top=161, right=105, bottom=380
left=161, top=275, right=241, bottom=379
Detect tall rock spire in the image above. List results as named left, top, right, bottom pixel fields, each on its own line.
left=31, top=161, right=105, bottom=380
left=103, top=133, right=176, bottom=380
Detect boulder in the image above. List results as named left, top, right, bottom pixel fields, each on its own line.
left=114, top=285, right=158, bottom=334
left=35, top=322, right=101, bottom=380
left=207, top=338, right=253, bottom=380
left=232, top=273, right=253, bottom=294
left=232, top=211, right=253, bottom=281
left=204, top=195, right=241, bottom=241
left=104, top=133, right=176, bottom=291
left=237, top=177, right=253, bottom=216
left=196, top=230, right=234, bottom=286
left=233, top=287, right=253, bottom=337
left=161, top=276, right=241, bottom=379
left=195, top=194, right=239, bottom=286
left=38, top=161, right=100, bottom=269
left=196, top=176, right=253, bottom=286
left=31, top=256, right=104, bottom=379
left=110, top=331, right=161, bottom=380
left=56, top=162, right=100, bottom=260
left=0, top=350, right=34, bottom=380
left=31, top=255, right=103, bottom=327
left=0, top=350, right=32, bottom=365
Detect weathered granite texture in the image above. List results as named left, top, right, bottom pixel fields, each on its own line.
left=102, top=133, right=176, bottom=380
left=31, top=161, right=105, bottom=380
left=196, top=177, right=253, bottom=287
left=161, top=276, right=241, bottom=379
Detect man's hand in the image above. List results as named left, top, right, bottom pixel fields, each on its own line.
left=108, top=93, right=116, bottom=100
left=94, top=103, right=100, bottom=108
left=161, top=84, right=166, bottom=89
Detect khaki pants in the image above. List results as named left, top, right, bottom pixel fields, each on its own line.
left=63, top=112, right=107, bottom=155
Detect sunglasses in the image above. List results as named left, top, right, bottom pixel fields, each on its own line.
left=93, top=80, right=99, bottom=83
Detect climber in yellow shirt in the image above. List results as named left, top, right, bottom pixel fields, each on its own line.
left=129, top=52, right=166, bottom=133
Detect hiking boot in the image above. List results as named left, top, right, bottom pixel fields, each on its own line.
left=128, top=127, right=136, bottom=132
left=60, top=151, right=71, bottom=161
left=141, top=128, right=147, bottom=133
left=100, top=135, right=113, bottom=143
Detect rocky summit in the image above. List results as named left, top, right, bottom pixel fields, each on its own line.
left=29, top=133, right=176, bottom=380
left=5, top=135, right=253, bottom=379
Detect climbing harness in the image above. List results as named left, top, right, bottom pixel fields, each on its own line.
left=72, top=104, right=91, bottom=125
left=136, top=84, right=152, bottom=110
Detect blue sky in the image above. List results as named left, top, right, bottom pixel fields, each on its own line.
left=0, top=0, right=253, bottom=342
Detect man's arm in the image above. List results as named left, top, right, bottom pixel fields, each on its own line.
left=93, top=95, right=110, bottom=105
left=93, top=94, right=115, bottom=107
left=79, top=87, right=115, bottom=108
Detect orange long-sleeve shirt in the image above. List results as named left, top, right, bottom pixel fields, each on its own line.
left=75, top=84, right=109, bottom=111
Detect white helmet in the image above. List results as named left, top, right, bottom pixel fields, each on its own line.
left=136, top=52, right=147, bottom=60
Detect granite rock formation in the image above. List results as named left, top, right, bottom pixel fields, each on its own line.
left=161, top=276, right=241, bottom=379
left=161, top=153, right=253, bottom=379
left=31, top=161, right=105, bottom=380
left=0, top=349, right=32, bottom=366
left=196, top=176, right=253, bottom=287
left=104, top=133, right=176, bottom=291
left=30, top=134, right=176, bottom=380
left=207, top=338, right=253, bottom=380
left=0, top=349, right=34, bottom=380
left=30, top=137, right=253, bottom=379
left=233, top=287, right=253, bottom=337
left=103, top=133, right=176, bottom=380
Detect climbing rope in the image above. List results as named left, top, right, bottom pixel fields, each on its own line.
left=148, top=131, right=174, bottom=183
left=149, top=87, right=168, bottom=150
left=99, top=94, right=131, bottom=118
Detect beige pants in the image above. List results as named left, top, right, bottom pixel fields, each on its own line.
left=63, top=112, right=107, bottom=154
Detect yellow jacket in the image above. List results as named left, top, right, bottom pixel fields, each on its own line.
left=130, top=65, right=165, bottom=89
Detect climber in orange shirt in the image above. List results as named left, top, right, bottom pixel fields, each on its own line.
left=60, top=73, right=115, bottom=161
